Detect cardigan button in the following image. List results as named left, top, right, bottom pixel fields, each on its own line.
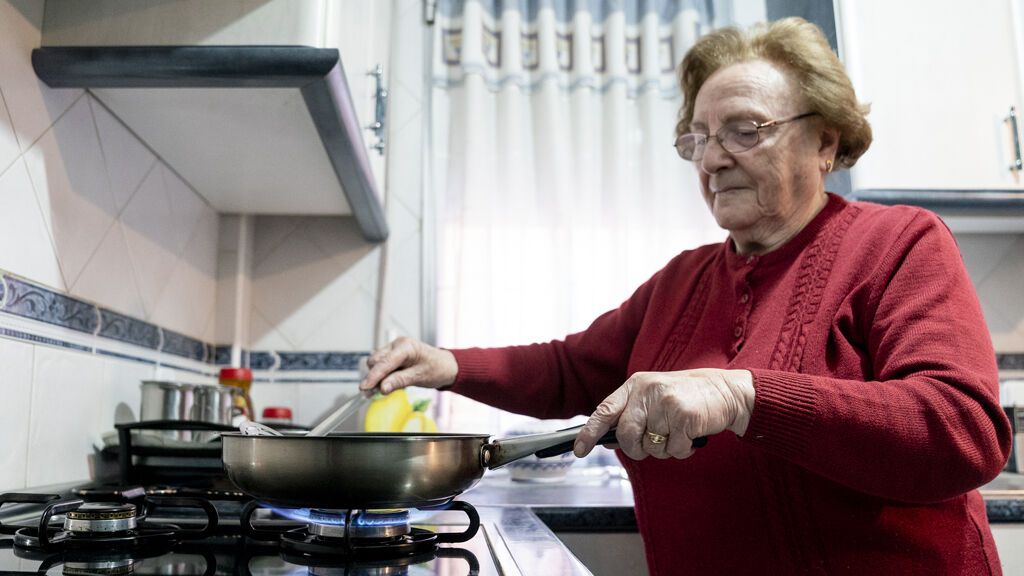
left=734, top=326, right=743, bottom=338
left=740, top=293, right=749, bottom=304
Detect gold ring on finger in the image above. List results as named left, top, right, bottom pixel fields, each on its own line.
left=645, top=431, right=668, bottom=445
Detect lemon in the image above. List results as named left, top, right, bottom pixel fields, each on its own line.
left=363, top=389, right=413, bottom=432
left=401, top=400, right=438, bottom=432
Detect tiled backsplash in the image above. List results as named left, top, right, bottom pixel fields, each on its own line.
left=954, top=233, right=1024, bottom=352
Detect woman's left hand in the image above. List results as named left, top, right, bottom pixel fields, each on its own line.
left=573, top=369, right=756, bottom=460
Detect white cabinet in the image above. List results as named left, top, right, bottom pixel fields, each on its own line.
left=325, top=0, right=392, bottom=186
left=839, top=0, right=1024, bottom=190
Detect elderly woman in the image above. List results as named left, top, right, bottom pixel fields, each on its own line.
left=361, top=17, right=1011, bottom=574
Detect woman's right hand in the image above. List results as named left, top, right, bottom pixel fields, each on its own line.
left=359, top=337, right=459, bottom=395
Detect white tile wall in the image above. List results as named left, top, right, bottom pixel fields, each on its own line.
left=0, top=0, right=219, bottom=490
left=250, top=217, right=380, bottom=350
left=0, top=90, right=20, bottom=175
left=0, top=158, right=64, bottom=288
left=24, top=94, right=118, bottom=289
left=0, top=0, right=81, bottom=153
left=0, top=338, right=33, bottom=492
left=956, top=232, right=1024, bottom=351
left=0, top=0, right=218, bottom=339
left=25, top=346, right=106, bottom=486
left=89, top=97, right=155, bottom=212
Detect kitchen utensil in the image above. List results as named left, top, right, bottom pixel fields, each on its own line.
left=222, top=425, right=618, bottom=509
left=239, top=420, right=284, bottom=436
left=307, top=392, right=371, bottom=436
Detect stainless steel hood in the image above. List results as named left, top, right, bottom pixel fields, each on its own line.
left=31, top=45, right=388, bottom=242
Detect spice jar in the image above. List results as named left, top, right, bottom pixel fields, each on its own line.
left=262, top=407, right=294, bottom=425
left=219, top=367, right=253, bottom=420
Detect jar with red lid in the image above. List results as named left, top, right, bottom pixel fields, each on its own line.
left=219, top=367, right=253, bottom=420
left=262, top=407, right=294, bottom=425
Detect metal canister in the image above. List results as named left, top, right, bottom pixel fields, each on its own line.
left=191, top=384, right=235, bottom=441
left=139, top=381, right=196, bottom=440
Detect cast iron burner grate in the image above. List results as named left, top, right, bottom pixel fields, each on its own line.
left=241, top=500, right=480, bottom=559
left=0, top=492, right=218, bottom=553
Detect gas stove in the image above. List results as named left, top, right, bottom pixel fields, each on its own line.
left=0, top=485, right=589, bottom=575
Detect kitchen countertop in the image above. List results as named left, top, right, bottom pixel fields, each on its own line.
left=463, top=467, right=1024, bottom=530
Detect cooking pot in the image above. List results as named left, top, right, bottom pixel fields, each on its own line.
left=221, top=426, right=617, bottom=509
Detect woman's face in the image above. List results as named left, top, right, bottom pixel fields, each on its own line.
left=690, top=60, right=834, bottom=249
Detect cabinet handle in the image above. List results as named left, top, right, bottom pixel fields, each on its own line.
left=1007, top=106, right=1022, bottom=172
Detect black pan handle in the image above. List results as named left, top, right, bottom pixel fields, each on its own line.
left=534, top=425, right=707, bottom=459
left=534, top=426, right=617, bottom=459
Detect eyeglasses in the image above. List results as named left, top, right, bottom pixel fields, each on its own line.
left=674, top=112, right=819, bottom=161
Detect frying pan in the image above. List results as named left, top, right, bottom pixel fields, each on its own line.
left=221, top=425, right=616, bottom=509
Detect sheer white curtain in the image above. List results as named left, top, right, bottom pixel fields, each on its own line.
left=430, top=0, right=726, bottom=433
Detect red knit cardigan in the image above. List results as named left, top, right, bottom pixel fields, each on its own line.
left=449, top=194, right=1012, bottom=575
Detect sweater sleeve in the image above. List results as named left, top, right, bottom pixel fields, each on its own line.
left=446, top=265, right=667, bottom=420
left=744, top=210, right=1012, bottom=503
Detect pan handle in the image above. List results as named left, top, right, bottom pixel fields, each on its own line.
left=485, top=425, right=709, bottom=467
left=534, top=428, right=709, bottom=458
left=482, top=424, right=619, bottom=469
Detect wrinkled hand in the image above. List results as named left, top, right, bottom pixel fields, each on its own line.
left=360, top=337, right=459, bottom=395
left=573, top=369, right=755, bottom=460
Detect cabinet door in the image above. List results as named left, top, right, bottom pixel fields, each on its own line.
left=840, top=0, right=1024, bottom=190
left=324, top=0, right=392, bottom=189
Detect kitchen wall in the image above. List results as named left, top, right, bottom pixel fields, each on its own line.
left=956, top=233, right=1024, bottom=355
left=220, top=0, right=428, bottom=427
left=0, top=0, right=219, bottom=492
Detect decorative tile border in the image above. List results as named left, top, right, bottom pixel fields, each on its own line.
left=249, top=351, right=276, bottom=371
left=1, top=276, right=98, bottom=334
left=97, top=308, right=160, bottom=350
left=213, top=345, right=232, bottom=366
left=254, top=377, right=362, bottom=384
left=998, top=354, right=1024, bottom=371
left=95, top=348, right=157, bottom=366
left=276, top=351, right=367, bottom=371
left=0, top=326, right=91, bottom=353
left=0, top=272, right=371, bottom=383
left=161, top=328, right=207, bottom=363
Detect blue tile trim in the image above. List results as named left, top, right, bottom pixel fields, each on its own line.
left=159, top=362, right=215, bottom=377
left=95, top=348, right=157, bottom=365
left=253, top=377, right=361, bottom=384
left=998, top=354, right=1024, bottom=371
left=0, top=326, right=91, bottom=352
left=160, top=329, right=207, bottom=362
left=1, top=275, right=98, bottom=334
left=277, top=351, right=368, bottom=371
left=213, top=345, right=233, bottom=366
left=249, top=351, right=275, bottom=370
left=97, top=308, right=159, bottom=349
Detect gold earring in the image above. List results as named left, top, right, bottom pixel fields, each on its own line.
left=825, top=159, right=834, bottom=173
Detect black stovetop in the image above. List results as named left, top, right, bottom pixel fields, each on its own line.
left=0, top=487, right=497, bottom=575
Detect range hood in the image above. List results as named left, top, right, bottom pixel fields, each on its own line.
left=31, top=44, right=388, bottom=242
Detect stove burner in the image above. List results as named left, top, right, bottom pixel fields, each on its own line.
left=240, top=501, right=481, bottom=560
left=64, top=502, right=138, bottom=534
left=309, top=509, right=411, bottom=539
left=62, top=556, right=135, bottom=575
left=283, top=526, right=438, bottom=559
left=0, top=493, right=217, bottom=553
